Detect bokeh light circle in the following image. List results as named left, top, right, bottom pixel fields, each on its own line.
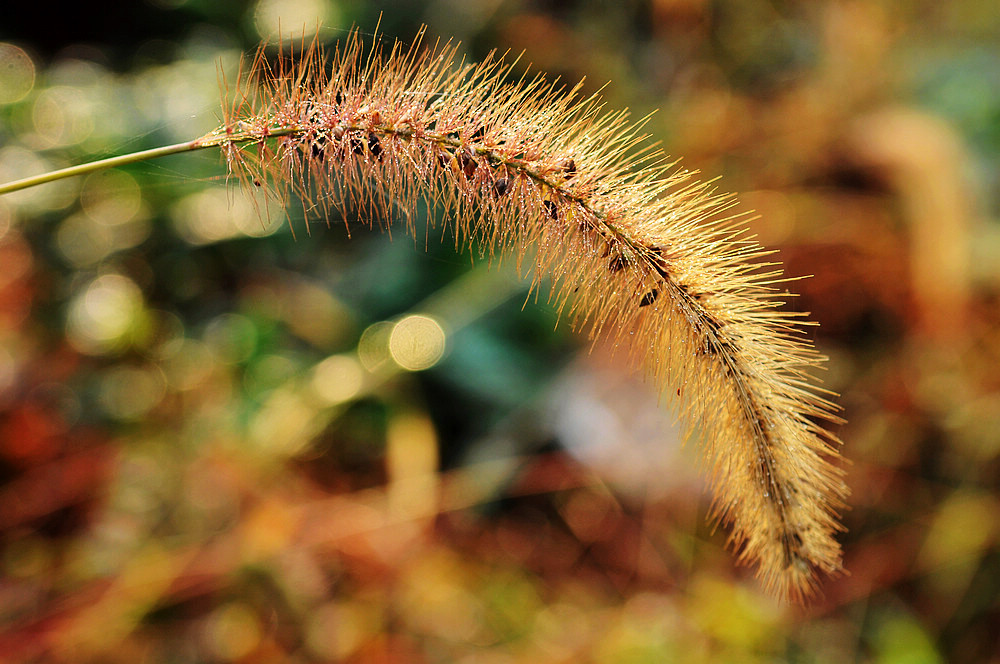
left=0, top=43, right=35, bottom=104
left=389, top=315, right=446, bottom=371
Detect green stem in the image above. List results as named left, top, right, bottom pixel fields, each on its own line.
left=0, top=141, right=203, bottom=195
left=0, top=126, right=303, bottom=196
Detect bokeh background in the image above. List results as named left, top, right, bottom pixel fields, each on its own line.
left=2, top=0, right=999, bottom=661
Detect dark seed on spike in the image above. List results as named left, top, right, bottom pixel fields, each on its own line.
left=678, top=282, right=702, bottom=301
left=493, top=177, right=510, bottom=197
left=652, top=250, right=670, bottom=279
left=639, top=289, right=659, bottom=307
left=368, top=133, right=382, bottom=159
left=698, top=315, right=736, bottom=358
left=779, top=531, right=796, bottom=567
left=458, top=148, right=477, bottom=178
left=703, top=313, right=723, bottom=335
left=561, top=157, right=576, bottom=176
left=543, top=200, right=558, bottom=219
left=311, top=136, right=326, bottom=159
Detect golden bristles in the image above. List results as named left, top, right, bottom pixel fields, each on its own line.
left=197, top=27, right=849, bottom=601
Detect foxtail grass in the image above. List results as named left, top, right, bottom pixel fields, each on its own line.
left=0, top=27, right=848, bottom=601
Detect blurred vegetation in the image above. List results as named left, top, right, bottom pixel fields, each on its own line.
left=2, top=0, right=999, bottom=662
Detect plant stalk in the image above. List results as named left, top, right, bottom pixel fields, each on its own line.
left=0, top=127, right=303, bottom=196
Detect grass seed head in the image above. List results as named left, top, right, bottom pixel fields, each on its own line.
left=212, top=27, right=849, bottom=601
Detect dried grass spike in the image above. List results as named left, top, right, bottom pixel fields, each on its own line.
left=199, top=27, right=849, bottom=601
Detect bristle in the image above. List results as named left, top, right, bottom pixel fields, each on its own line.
left=199, top=28, right=849, bottom=601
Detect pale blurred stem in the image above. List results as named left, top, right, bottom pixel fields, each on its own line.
left=0, top=127, right=303, bottom=196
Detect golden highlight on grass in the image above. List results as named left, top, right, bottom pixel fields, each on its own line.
left=0, top=27, right=847, bottom=600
